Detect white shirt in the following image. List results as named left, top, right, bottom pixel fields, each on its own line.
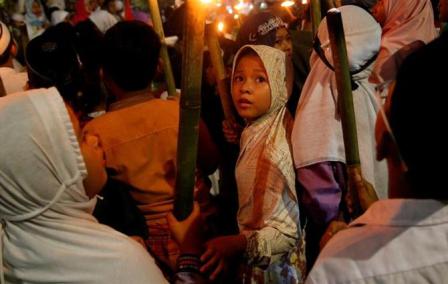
left=306, top=199, right=448, bottom=284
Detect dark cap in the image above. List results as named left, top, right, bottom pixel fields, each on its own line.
left=236, top=12, right=286, bottom=48
left=26, top=23, right=82, bottom=101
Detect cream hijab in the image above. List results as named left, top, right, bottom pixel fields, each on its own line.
left=234, top=45, right=299, bottom=237
left=0, top=88, right=166, bottom=283
left=370, top=0, right=437, bottom=84
left=292, top=5, right=388, bottom=199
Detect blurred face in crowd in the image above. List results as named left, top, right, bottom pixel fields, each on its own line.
left=274, top=27, right=292, bottom=58
left=371, top=0, right=387, bottom=26
left=85, top=0, right=99, bottom=13
left=32, top=0, right=43, bottom=17
left=232, top=54, right=271, bottom=122
left=67, top=106, right=107, bottom=198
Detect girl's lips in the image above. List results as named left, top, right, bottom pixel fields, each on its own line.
left=238, top=98, right=252, bottom=108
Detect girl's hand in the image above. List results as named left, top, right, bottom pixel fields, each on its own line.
left=200, top=235, right=247, bottom=280
left=222, top=120, right=242, bottom=144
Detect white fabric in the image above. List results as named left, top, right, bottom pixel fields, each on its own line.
left=0, top=68, right=28, bottom=95
left=51, top=10, right=69, bottom=26
left=233, top=45, right=300, bottom=264
left=370, top=0, right=437, bottom=84
left=292, top=5, right=388, bottom=198
left=0, top=88, right=167, bottom=283
left=89, top=9, right=118, bottom=34
left=306, top=199, right=448, bottom=283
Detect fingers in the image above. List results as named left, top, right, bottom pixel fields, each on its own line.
left=209, top=259, right=225, bottom=280
left=200, top=247, right=215, bottom=263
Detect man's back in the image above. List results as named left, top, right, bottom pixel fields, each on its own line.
left=84, top=97, right=179, bottom=220
left=306, top=199, right=448, bottom=283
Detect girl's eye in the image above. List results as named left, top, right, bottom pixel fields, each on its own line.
left=234, top=75, right=244, bottom=82
left=256, top=76, right=267, bottom=83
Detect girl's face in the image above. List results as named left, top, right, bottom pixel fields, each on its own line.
left=67, top=106, right=107, bottom=198
left=232, top=54, right=271, bottom=122
left=274, top=27, right=292, bottom=58
left=371, top=0, right=387, bottom=27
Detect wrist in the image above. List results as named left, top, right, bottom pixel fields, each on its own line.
left=177, top=254, right=201, bottom=273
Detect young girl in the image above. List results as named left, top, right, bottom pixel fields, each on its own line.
left=201, top=45, right=304, bottom=283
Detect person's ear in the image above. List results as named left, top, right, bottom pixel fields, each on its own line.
left=11, top=40, right=18, bottom=58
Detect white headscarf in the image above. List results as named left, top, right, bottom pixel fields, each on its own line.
left=234, top=45, right=299, bottom=238
left=89, top=9, right=118, bottom=33
left=370, top=0, right=437, bottom=84
left=51, top=10, right=69, bottom=26
left=0, top=88, right=166, bottom=283
left=292, top=5, right=388, bottom=198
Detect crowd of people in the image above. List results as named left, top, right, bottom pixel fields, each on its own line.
left=1, top=0, right=447, bottom=283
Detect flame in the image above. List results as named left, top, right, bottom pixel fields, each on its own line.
left=234, top=1, right=244, bottom=11
left=217, top=21, right=225, bottom=32
left=281, top=0, right=295, bottom=7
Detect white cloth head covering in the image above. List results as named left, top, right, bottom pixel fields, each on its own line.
left=370, top=0, right=437, bottom=84
left=0, top=22, right=11, bottom=57
left=51, top=10, right=69, bottom=26
left=89, top=9, right=118, bottom=33
left=233, top=45, right=299, bottom=238
left=292, top=5, right=388, bottom=198
left=24, top=0, right=48, bottom=39
left=0, top=88, right=166, bottom=283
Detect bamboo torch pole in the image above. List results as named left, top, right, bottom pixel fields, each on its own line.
left=326, top=8, right=378, bottom=219
left=173, top=0, right=207, bottom=220
left=205, top=23, right=236, bottom=122
left=310, top=0, right=321, bottom=35
left=148, top=0, right=177, bottom=97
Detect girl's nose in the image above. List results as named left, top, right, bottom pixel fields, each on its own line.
left=240, top=80, right=253, bottom=94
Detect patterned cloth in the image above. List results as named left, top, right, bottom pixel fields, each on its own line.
left=233, top=45, right=305, bottom=283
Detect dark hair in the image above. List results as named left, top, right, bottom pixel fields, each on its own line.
left=102, top=21, right=161, bottom=92
left=26, top=23, right=82, bottom=106
left=390, top=32, right=448, bottom=198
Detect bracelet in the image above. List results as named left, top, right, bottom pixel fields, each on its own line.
left=177, top=254, right=201, bottom=273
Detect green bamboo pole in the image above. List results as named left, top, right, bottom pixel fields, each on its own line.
left=174, top=0, right=206, bottom=220
left=205, top=23, right=236, bottom=122
left=310, top=0, right=321, bottom=35
left=148, top=0, right=177, bottom=97
left=326, top=9, right=377, bottom=219
left=326, top=9, right=360, bottom=166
